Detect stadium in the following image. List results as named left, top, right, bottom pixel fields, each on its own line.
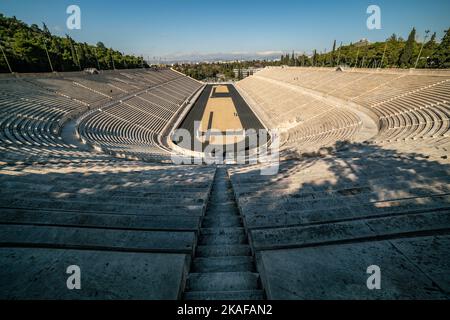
left=0, top=1, right=449, bottom=302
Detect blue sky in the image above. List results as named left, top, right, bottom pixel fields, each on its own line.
left=1, top=0, right=449, bottom=60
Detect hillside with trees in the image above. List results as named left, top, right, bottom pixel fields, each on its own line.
left=281, top=27, right=450, bottom=69
left=172, top=60, right=279, bottom=81
left=176, top=27, right=449, bottom=81
left=0, top=14, right=146, bottom=73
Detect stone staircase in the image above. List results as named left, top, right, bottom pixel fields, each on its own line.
left=184, top=166, right=265, bottom=300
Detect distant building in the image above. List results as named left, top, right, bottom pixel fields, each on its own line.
left=354, top=38, right=370, bottom=47
left=233, top=67, right=263, bottom=79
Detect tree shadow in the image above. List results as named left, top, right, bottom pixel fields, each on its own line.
left=0, top=162, right=216, bottom=299
left=228, top=140, right=450, bottom=299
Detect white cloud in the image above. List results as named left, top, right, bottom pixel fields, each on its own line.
left=158, top=50, right=284, bottom=62
left=255, top=51, right=283, bottom=56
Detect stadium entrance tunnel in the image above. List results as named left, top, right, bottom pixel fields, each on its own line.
left=170, top=84, right=271, bottom=163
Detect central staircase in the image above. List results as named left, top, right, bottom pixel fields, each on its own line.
left=183, top=166, right=265, bottom=300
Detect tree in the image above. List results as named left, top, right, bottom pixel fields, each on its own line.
left=431, top=28, right=450, bottom=68
left=264, top=27, right=448, bottom=70
left=312, top=50, right=318, bottom=66
left=96, top=42, right=106, bottom=50
left=42, top=23, right=51, bottom=37
left=0, top=14, right=145, bottom=73
left=331, top=40, right=336, bottom=66
left=399, top=28, right=416, bottom=67
left=427, top=32, right=437, bottom=46
left=30, top=24, right=41, bottom=33
left=280, top=53, right=291, bottom=65
left=388, top=34, right=397, bottom=42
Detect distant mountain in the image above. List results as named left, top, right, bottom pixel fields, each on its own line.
left=162, top=51, right=283, bottom=63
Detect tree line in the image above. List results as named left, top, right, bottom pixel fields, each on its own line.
left=2, top=13, right=448, bottom=75
left=174, top=27, right=450, bottom=81
left=173, top=60, right=277, bottom=81
left=280, top=27, right=450, bottom=69
left=0, top=14, right=147, bottom=73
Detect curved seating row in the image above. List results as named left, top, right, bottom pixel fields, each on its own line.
left=237, top=67, right=450, bottom=153
left=0, top=69, right=202, bottom=164
left=227, top=143, right=450, bottom=299
left=0, top=79, right=98, bottom=163
left=0, top=69, right=217, bottom=300
left=286, top=108, right=362, bottom=152
left=78, top=74, right=203, bottom=160
left=0, top=158, right=216, bottom=299
left=237, top=75, right=363, bottom=154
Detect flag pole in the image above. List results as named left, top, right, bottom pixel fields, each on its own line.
left=0, top=39, right=13, bottom=74
left=415, top=30, right=430, bottom=69
left=379, top=42, right=387, bottom=69
left=43, top=39, right=54, bottom=72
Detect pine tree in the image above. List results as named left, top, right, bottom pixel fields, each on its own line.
left=331, top=40, right=336, bottom=66
left=52, top=38, right=63, bottom=71
left=428, top=32, right=437, bottom=45
left=312, top=50, right=318, bottom=66
left=42, top=23, right=51, bottom=37
left=388, top=34, right=397, bottom=42
left=65, top=34, right=78, bottom=68
left=399, top=28, right=416, bottom=67
left=432, top=28, right=450, bottom=68
left=284, top=54, right=288, bottom=65
left=421, top=32, right=438, bottom=68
